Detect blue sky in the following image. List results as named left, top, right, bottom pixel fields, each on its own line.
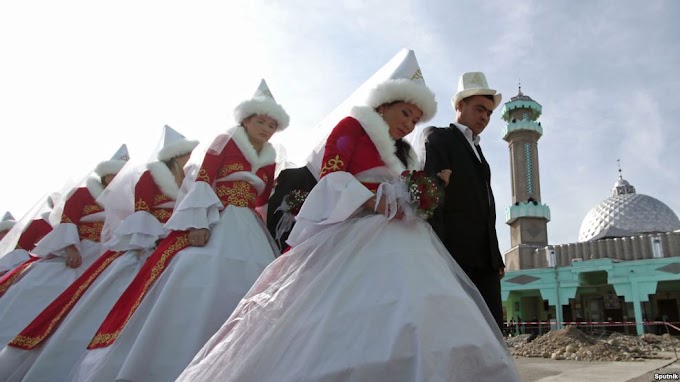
left=1, top=0, right=678, bottom=256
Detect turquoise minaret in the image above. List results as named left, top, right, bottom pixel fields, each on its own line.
left=501, top=87, right=551, bottom=271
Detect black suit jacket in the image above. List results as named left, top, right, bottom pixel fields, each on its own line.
left=266, top=166, right=318, bottom=251
left=424, top=124, right=504, bottom=270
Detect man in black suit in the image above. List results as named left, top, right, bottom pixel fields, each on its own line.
left=424, top=72, right=505, bottom=329
left=266, top=166, right=318, bottom=253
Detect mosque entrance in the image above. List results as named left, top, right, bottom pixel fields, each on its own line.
left=656, top=299, right=680, bottom=334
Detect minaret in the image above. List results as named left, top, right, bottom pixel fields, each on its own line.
left=501, top=86, right=551, bottom=270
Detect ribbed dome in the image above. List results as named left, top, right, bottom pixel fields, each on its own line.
left=578, top=177, right=680, bottom=242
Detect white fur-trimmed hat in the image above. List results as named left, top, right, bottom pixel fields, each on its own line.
left=451, top=72, right=502, bottom=110
left=233, top=79, right=290, bottom=131
left=95, top=144, right=130, bottom=177
left=157, top=125, right=199, bottom=161
left=365, top=50, right=437, bottom=123
left=0, top=211, right=16, bottom=232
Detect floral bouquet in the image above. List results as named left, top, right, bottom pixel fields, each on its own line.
left=273, top=189, right=310, bottom=243
left=282, top=189, right=310, bottom=216
left=400, top=170, right=444, bottom=219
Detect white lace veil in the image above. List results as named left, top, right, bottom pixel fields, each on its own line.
left=304, top=49, right=429, bottom=179
left=0, top=192, right=64, bottom=258
left=97, top=126, right=200, bottom=246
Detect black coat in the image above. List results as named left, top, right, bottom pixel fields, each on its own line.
left=424, top=124, right=504, bottom=271
left=266, top=166, right=318, bottom=251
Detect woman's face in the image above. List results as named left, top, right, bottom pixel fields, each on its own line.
left=377, top=102, right=423, bottom=140
left=175, top=153, right=192, bottom=170
left=102, top=174, right=116, bottom=187
left=242, top=114, right=278, bottom=147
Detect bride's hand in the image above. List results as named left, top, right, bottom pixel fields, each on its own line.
left=188, top=228, right=211, bottom=247
left=65, top=246, right=82, bottom=268
left=363, top=197, right=405, bottom=220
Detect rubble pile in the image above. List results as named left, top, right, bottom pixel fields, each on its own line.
left=507, top=326, right=679, bottom=361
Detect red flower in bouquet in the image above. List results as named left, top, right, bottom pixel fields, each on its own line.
left=283, top=189, right=310, bottom=216
left=400, top=170, right=444, bottom=219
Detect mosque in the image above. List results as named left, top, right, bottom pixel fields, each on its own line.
left=498, top=89, right=680, bottom=335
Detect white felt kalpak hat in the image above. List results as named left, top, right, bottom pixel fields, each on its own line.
left=0, top=211, right=16, bottom=232
left=233, top=79, right=290, bottom=131
left=95, top=144, right=130, bottom=177
left=157, top=125, right=199, bottom=162
left=365, top=50, right=437, bottom=122
left=451, top=72, right=502, bottom=110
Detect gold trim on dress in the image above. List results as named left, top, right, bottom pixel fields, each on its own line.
left=9, top=252, right=124, bottom=349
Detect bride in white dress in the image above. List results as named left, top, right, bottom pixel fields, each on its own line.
left=177, top=50, right=520, bottom=382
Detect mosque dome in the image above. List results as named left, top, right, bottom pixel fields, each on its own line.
left=578, top=176, right=680, bottom=242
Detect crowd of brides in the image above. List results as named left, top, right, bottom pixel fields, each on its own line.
left=0, top=50, right=521, bottom=381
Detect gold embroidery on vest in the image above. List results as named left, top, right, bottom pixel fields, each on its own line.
left=196, top=168, right=210, bottom=183
left=153, top=194, right=171, bottom=205
left=217, top=163, right=245, bottom=178
left=83, top=204, right=104, bottom=215
left=320, top=155, right=345, bottom=177
left=135, top=199, right=150, bottom=212
left=152, top=209, right=172, bottom=222
left=215, top=181, right=256, bottom=207
left=78, top=221, right=104, bottom=242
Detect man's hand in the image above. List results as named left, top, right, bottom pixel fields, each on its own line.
left=437, top=169, right=452, bottom=187
left=188, top=228, right=211, bottom=247
left=65, top=246, right=82, bottom=268
left=499, top=267, right=505, bottom=279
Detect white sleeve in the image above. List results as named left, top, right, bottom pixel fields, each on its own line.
left=104, top=210, right=168, bottom=251
left=164, top=182, right=222, bottom=231
left=286, top=171, right=374, bottom=246
left=0, top=249, right=31, bottom=272
left=31, top=223, right=81, bottom=257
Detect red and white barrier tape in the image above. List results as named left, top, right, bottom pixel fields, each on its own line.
left=506, top=321, right=680, bottom=327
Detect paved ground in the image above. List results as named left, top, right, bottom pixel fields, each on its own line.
left=514, top=352, right=680, bottom=382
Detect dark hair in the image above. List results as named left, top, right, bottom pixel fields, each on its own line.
left=462, top=94, right=495, bottom=103
left=395, top=139, right=412, bottom=167
left=162, top=157, right=176, bottom=170
left=375, top=102, right=414, bottom=167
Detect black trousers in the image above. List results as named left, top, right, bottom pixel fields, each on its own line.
left=462, top=266, right=503, bottom=331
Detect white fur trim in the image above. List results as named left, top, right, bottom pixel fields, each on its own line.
left=0, top=221, right=16, bottom=232
left=230, top=125, right=277, bottom=172
left=233, top=96, right=290, bottom=131
left=350, top=106, right=418, bottom=174
left=86, top=177, right=105, bottom=200
left=365, top=79, right=437, bottom=123
left=95, top=159, right=127, bottom=177
left=157, top=139, right=199, bottom=162
left=147, top=161, right=180, bottom=200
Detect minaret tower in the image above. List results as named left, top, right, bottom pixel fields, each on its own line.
left=501, top=86, right=551, bottom=270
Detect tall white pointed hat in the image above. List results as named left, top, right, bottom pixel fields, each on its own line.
left=451, top=72, right=502, bottom=110
left=0, top=211, right=16, bottom=232
left=365, top=49, right=437, bottom=122
left=157, top=125, right=199, bottom=161
left=95, top=144, right=130, bottom=177
left=233, top=79, right=290, bottom=131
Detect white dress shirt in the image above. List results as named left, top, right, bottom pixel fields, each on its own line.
left=454, top=123, right=481, bottom=162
